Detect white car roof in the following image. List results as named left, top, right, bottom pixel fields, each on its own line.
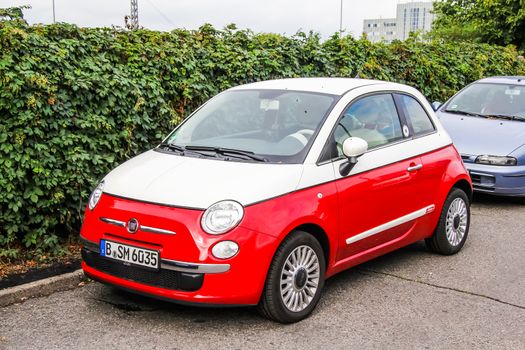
left=229, top=77, right=407, bottom=96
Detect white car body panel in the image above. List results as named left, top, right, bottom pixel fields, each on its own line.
left=231, top=77, right=382, bottom=95
left=103, top=150, right=304, bottom=209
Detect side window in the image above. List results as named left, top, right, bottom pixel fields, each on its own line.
left=334, top=94, right=403, bottom=155
left=398, top=94, right=435, bottom=136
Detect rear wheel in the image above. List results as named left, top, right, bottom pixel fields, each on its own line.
left=426, top=188, right=470, bottom=255
left=258, top=231, right=325, bottom=323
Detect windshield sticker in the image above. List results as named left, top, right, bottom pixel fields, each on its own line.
left=402, top=125, right=410, bottom=137
left=260, top=99, right=280, bottom=110
left=505, top=88, right=521, bottom=96
left=450, top=104, right=458, bottom=109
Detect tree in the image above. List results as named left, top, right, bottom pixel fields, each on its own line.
left=430, top=0, right=525, bottom=49
left=0, top=6, right=28, bottom=22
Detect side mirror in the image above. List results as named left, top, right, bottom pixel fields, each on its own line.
left=339, top=137, right=368, bottom=176
left=431, top=101, right=443, bottom=111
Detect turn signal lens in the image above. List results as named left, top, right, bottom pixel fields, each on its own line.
left=211, top=241, right=239, bottom=259
left=475, top=155, right=517, bottom=166
left=88, top=180, right=105, bottom=210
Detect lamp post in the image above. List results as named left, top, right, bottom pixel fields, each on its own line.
left=52, top=0, right=56, bottom=23
left=339, top=0, right=343, bottom=33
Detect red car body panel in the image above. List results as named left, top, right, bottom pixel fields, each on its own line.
left=80, top=144, right=470, bottom=305
left=81, top=195, right=279, bottom=305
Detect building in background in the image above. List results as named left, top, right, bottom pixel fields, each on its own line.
left=363, top=18, right=398, bottom=43
left=363, top=1, right=435, bottom=43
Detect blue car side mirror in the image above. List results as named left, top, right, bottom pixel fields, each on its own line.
left=431, top=101, right=443, bottom=111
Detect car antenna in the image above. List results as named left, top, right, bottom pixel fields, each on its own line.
left=354, top=73, right=360, bottom=79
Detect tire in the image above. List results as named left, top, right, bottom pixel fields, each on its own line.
left=426, top=187, right=470, bottom=255
left=257, top=231, right=326, bottom=323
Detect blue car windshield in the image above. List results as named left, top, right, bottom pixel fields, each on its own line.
left=445, top=83, right=525, bottom=119
left=162, top=90, right=337, bottom=163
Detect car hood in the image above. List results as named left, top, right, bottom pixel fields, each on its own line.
left=437, top=111, right=525, bottom=156
left=102, top=150, right=304, bottom=209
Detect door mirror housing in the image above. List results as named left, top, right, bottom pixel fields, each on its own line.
left=339, top=137, right=368, bottom=176
left=342, top=137, right=368, bottom=158
left=431, top=101, right=442, bottom=111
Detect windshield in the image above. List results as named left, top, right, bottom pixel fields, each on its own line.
left=162, top=90, right=337, bottom=163
left=445, top=82, right=525, bottom=119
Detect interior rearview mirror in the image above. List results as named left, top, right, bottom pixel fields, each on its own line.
left=339, top=137, right=368, bottom=176
left=431, top=101, right=442, bottom=111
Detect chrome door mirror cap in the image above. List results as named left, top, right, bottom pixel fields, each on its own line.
left=342, top=137, right=368, bottom=159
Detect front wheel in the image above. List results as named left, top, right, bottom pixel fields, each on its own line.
left=426, top=188, right=470, bottom=255
left=257, top=231, right=325, bottom=323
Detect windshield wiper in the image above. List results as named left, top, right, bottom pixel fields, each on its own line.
left=185, top=145, right=268, bottom=162
left=159, top=142, right=185, bottom=153
left=485, top=114, right=525, bottom=122
left=158, top=142, right=218, bottom=158
left=444, top=110, right=488, bottom=118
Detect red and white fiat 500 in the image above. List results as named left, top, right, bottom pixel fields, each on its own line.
left=81, top=78, right=472, bottom=323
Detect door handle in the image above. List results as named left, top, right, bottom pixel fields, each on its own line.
left=407, top=164, right=423, bottom=172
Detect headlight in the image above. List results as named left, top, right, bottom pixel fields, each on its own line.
left=88, top=180, right=105, bottom=210
left=201, top=200, right=244, bottom=234
left=475, top=155, right=517, bottom=166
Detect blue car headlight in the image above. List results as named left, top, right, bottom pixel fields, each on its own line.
left=475, top=155, right=517, bottom=166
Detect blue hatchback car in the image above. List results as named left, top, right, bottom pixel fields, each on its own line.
left=436, top=76, right=525, bottom=200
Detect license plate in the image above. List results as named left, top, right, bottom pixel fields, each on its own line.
left=100, top=239, right=159, bottom=270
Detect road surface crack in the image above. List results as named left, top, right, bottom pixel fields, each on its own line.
left=358, top=268, right=525, bottom=311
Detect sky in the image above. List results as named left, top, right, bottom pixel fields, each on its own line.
left=0, top=0, right=405, bottom=38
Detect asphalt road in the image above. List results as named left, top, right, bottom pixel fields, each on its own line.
left=1, top=195, right=524, bottom=350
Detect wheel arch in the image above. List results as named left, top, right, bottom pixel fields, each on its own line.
left=293, top=223, right=331, bottom=268
left=452, top=178, right=473, bottom=203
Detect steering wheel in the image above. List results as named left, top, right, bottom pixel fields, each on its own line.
left=285, top=132, right=309, bottom=147
left=295, top=129, right=315, bottom=139
left=287, top=129, right=315, bottom=146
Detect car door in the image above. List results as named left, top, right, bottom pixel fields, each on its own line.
left=394, top=93, right=445, bottom=225
left=324, top=93, right=428, bottom=261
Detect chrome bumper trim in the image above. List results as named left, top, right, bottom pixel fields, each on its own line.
left=140, top=225, right=176, bottom=235
left=80, top=236, right=230, bottom=274
left=346, top=204, right=436, bottom=245
left=99, top=217, right=176, bottom=235
left=99, top=217, right=126, bottom=227
left=160, top=258, right=230, bottom=274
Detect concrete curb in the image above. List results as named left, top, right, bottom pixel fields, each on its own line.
left=0, top=269, right=87, bottom=307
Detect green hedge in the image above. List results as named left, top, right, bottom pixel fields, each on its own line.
left=1, top=15, right=524, bottom=258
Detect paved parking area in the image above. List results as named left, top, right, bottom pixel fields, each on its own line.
left=1, top=195, right=524, bottom=349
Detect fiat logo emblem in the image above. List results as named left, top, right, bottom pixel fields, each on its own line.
left=127, top=218, right=139, bottom=233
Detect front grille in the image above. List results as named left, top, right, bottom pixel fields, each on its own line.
left=469, top=172, right=496, bottom=191
left=461, top=154, right=476, bottom=163
left=82, top=248, right=204, bottom=292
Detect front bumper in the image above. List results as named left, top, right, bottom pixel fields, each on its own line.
left=465, top=163, right=525, bottom=196
left=80, top=194, right=279, bottom=305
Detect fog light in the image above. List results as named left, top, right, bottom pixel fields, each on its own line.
left=211, top=241, right=239, bottom=259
